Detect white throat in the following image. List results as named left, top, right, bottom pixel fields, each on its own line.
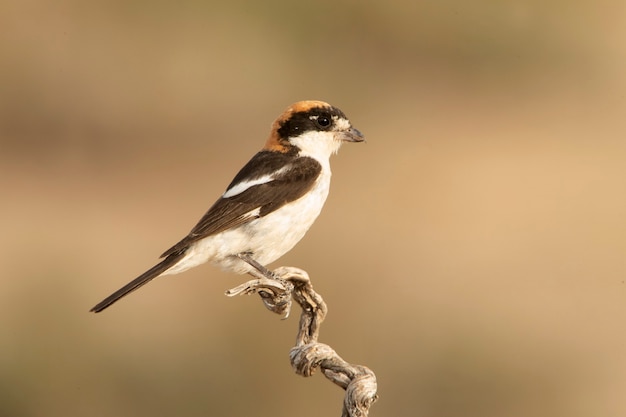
left=289, top=130, right=342, bottom=163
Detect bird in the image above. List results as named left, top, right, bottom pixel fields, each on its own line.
left=90, top=100, right=364, bottom=313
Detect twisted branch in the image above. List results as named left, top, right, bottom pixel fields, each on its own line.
left=226, top=266, right=378, bottom=417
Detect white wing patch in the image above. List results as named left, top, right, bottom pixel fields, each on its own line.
left=241, top=207, right=261, bottom=220
left=222, top=167, right=288, bottom=199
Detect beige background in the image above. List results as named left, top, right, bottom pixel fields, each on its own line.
left=1, top=1, right=625, bottom=416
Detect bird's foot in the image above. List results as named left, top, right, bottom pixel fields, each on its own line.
left=226, top=253, right=292, bottom=316
left=227, top=254, right=312, bottom=318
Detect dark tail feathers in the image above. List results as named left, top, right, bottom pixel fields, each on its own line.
left=90, top=251, right=185, bottom=313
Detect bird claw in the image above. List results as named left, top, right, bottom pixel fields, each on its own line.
left=225, top=273, right=294, bottom=318
left=226, top=266, right=311, bottom=319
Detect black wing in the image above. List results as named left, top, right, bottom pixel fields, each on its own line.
left=160, top=151, right=322, bottom=258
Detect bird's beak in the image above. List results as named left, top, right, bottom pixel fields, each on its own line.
left=339, top=127, right=365, bottom=143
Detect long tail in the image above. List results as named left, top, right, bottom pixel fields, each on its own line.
left=90, top=251, right=186, bottom=313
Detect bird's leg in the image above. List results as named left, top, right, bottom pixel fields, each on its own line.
left=236, top=252, right=277, bottom=280
left=232, top=252, right=293, bottom=316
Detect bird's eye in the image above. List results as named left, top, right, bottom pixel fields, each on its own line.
left=316, top=116, right=331, bottom=128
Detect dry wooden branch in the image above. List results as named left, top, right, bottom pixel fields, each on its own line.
left=226, top=266, right=378, bottom=417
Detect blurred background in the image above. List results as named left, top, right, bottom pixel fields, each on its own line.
left=1, top=0, right=625, bottom=416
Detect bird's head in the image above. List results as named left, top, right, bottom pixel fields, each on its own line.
left=264, top=100, right=365, bottom=159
